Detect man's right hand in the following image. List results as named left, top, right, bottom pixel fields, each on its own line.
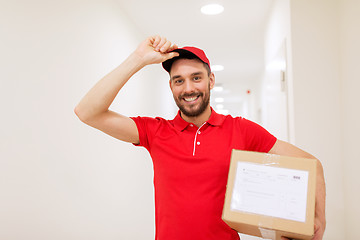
left=133, top=35, right=180, bottom=66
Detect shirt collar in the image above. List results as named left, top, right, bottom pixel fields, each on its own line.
left=172, top=107, right=226, bottom=131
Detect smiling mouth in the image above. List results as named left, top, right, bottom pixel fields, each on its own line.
left=183, top=94, right=200, bottom=102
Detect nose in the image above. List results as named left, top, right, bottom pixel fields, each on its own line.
left=183, top=79, right=195, bottom=93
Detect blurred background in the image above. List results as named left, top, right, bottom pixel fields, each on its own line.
left=0, top=0, right=359, bottom=239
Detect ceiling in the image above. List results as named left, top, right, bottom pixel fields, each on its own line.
left=117, top=0, right=274, bottom=116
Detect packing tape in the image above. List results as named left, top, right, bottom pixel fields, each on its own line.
left=262, top=153, right=281, bottom=166
left=259, top=227, right=276, bottom=240
left=258, top=215, right=276, bottom=239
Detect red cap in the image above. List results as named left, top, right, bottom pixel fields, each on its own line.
left=162, top=46, right=211, bottom=73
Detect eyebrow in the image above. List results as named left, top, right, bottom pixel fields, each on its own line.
left=170, top=75, right=182, bottom=81
left=170, top=72, right=204, bottom=81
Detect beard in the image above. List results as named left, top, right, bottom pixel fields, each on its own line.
left=173, top=85, right=211, bottom=118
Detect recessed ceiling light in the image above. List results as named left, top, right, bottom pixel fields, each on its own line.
left=217, top=109, right=229, bottom=115
left=216, top=104, right=224, bottom=109
left=213, top=86, right=224, bottom=92
left=211, top=65, right=224, bottom=72
left=201, top=4, right=224, bottom=15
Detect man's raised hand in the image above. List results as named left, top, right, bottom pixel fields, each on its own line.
left=134, top=35, right=179, bottom=66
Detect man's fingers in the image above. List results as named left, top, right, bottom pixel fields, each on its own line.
left=168, top=44, right=178, bottom=52
left=138, top=35, right=178, bottom=65
left=155, top=37, right=167, bottom=51
left=159, top=40, right=171, bottom=53
left=152, top=35, right=161, bottom=48
left=163, top=52, right=179, bottom=61
left=149, top=36, right=177, bottom=53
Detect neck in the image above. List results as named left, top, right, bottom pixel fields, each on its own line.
left=180, top=106, right=212, bottom=127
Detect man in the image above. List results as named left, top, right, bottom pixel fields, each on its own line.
left=75, top=36, right=326, bottom=240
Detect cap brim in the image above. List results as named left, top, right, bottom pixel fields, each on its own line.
left=162, top=49, right=200, bottom=73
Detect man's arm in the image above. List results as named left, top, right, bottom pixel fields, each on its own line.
left=74, top=36, right=179, bottom=144
left=269, top=140, right=326, bottom=240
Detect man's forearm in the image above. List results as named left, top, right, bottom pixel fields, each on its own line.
left=75, top=36, right=179, bottom=124
left=74, top=53, right=145, bottom=123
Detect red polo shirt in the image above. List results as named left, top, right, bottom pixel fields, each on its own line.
left=131, top=110, right=276, bottom=240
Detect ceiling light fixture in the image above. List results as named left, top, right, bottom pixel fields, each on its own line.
left=213, top=86, right=224, bottom=92
left=217, top=109, right=229, bottom=115
left=201, top=4, right=224, bottom=15
left=216, top=104, right=224, bottom=109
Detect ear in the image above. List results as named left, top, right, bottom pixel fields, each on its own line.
left=209, top=72, right=215, bottom=90
left=169, top=79, right=173, bottom=91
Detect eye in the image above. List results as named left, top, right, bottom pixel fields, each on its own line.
left=193, top=76, right=201, bottom=81
left=174, top=79, right=184, bottom=85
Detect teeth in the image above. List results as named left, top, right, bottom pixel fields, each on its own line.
left=184, top=96, right=198, bottom=102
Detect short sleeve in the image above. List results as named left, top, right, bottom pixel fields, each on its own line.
left=239, top=118, right=277, bottom=153
left=130, top=116, right=162, bottom=152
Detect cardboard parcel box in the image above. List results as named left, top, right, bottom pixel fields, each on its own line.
left=222, top=150, right=317, bottom=240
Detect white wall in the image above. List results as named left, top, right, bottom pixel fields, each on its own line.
left=263, top=0, right=360, bottom=239
left=289, top=0, right=345, bottom=239
left=262, top=0, right=293, bottom=142
left=339, top=0, right=360, bottom=239
left=0, top=0, right=175, bottom=239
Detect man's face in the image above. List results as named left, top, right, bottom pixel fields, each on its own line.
left=169, top=58, right=215, bottom=117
